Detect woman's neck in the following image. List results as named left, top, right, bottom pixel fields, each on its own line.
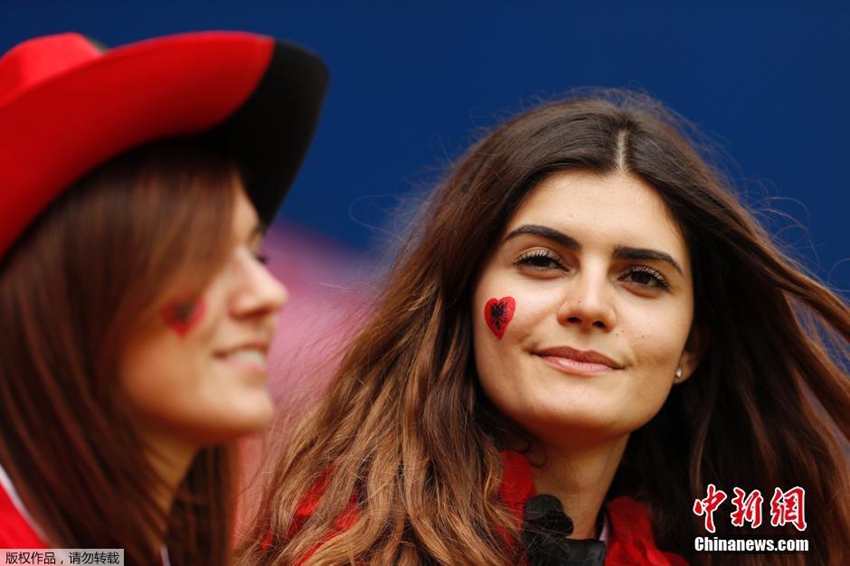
left=141, top=431, right=199, bottom=549
left=523, top=434, right=629, bottom=539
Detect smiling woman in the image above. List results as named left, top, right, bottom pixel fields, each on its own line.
left=0, top=31, right=326, bottom=566
left=471, top=170, right=704, bottom=547
left=243, top=91, right=848, bottom=566
left=120, top=181, right=286, bottom=452
left=0, top=142, right=286, bottom=565
left=474, top=171, right=699, bottom=450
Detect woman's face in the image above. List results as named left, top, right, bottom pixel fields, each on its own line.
left=119, top=186, right=287, bottom=450
left=472, top=170, right=702, bottom=447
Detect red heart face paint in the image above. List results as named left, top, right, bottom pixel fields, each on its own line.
left=484, top=297, right=516, bottom=340
left=162, top=298, right=207, bottom=337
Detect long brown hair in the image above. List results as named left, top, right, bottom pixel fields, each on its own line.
left=242, top=91, right=849, bottom=565
left=0, top=140, right=241, bottom=565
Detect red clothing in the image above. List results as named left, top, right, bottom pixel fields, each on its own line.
left=269, top=451, right=689, bottom=565
left=0, top=478, right=47, bottom=548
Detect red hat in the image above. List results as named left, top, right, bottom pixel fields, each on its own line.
left=0, top=31, right=328, bottom=257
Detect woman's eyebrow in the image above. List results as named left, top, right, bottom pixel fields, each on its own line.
left=613, top=246, right=684, bottom=275
left=503, top=224, right=580, bottom=251
left=503, top=224, right=684, bottom=275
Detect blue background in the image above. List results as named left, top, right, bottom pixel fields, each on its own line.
left=3, top=1, right=848, bottom=293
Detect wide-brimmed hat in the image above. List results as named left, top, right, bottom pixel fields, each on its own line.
left=0, top=31, right=328, bottom=257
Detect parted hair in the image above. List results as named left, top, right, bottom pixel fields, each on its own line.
left=241, top=91, right=849, bottom=566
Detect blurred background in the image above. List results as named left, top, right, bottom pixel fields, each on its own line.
left=3, top=1, right=848, bottom=397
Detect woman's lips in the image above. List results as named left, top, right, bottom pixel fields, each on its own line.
left=535, top=346, right=623, bottom=376
left=214, top=346, right=269, bottom=376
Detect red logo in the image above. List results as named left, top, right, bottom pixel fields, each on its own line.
left=730, top=488, right=764, bottom=528
left=770, top=487, right=807, bottom=532
left=693, top=485, right=807, bottom=532
left=693, top=483, right=727, bottom=533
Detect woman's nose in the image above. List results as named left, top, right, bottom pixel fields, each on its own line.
left=231, top=255, right=289, bottom=319
left=555, top=270, right=616, bottom=331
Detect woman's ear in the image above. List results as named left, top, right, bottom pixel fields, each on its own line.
left=674, top=323, right=710, bottom=384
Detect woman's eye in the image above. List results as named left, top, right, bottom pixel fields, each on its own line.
left=622, top=266, right=669, bottom=289
left=515, top=250, right=564, bottom=270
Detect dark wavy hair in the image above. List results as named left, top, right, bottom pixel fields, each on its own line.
left=0, top=141, right=241, bottom=565
left=242, top=91, right=849, bottom=565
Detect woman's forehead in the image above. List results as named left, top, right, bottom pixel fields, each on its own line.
left=505, top=170, right=689, bottom=263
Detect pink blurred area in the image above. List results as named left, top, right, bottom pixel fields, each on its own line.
left=261, top=222, right=375, bottom=402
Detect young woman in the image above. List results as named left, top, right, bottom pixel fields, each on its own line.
left=0, top=32, right=327, bottom=565
left=242, top=92, right=849, bottom=565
